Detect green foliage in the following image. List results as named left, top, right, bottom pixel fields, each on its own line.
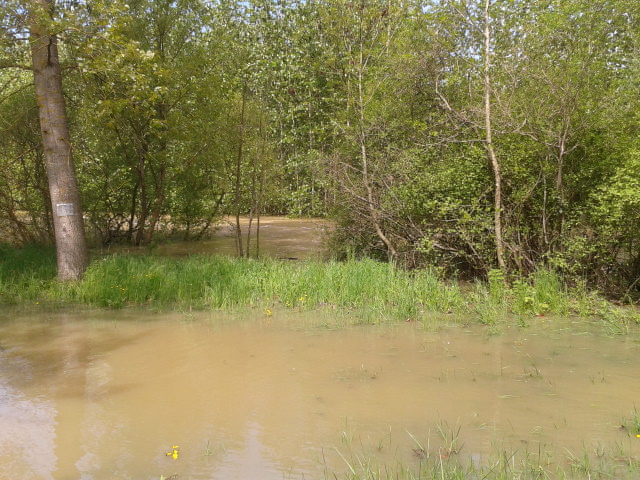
left=469, top=285, right=506, bottom=327
left=69, top=255, right=466, bottom=322
left=487, top=269, right=507, bottom=305
left=2, top=0, right=640, bottom=297
left=0, top=74, right=52, bottom=244
left=552, top=148, right=640, bottom=295
left=70, top=0, right=234, bottom=245
left=469, top=268, right=573, bottom=323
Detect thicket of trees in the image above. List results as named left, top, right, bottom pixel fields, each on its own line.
left=1, top=0, right=639, bottom=294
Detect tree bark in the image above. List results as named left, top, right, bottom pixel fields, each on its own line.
left=29, top=0, right=88, bottom=281
left=483, top=0, right=506, bottom=272
left=356, top=15, right=397, bottom=260
left=143, top=163, right=166, bottom=245
left=234, top=83, right=248, bottom=257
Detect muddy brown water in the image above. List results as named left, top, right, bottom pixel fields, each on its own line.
left=1, top=310, right=639, bottom=480
left=99, top=217, right=331, bottom=260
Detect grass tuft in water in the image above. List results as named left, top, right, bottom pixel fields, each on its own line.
left=621, top=407, right=640, bottom=436
left=434, top=419, right=464, bottom=457
left=325, top=427, right=640, bottom=480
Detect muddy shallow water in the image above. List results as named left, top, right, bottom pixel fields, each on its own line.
left=99, top=216, right=331, bottom=260
left=1, top=310, right=639, bottom=480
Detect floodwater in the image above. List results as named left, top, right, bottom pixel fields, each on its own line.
left=1, top=310, right=639, bottom=480
left=100, top=217, right=331, bottom=260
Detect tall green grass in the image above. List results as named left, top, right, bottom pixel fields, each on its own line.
left=62, top=255, right=266, bottom=309
left=257, top=260, right=465, bottom=316
left=0, top=243, right=57, bottom=304
left=0, top=244, right=637, bottom=326
left=64, top=256, right=466, bottom=319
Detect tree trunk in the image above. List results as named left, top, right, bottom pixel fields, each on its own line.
left=29, top=0, right=88, bottom=281
left=234, top=84, right=248, bottom=257
left=143, top=163, right=166, bottom=245
left=483, top=0, right=506, bottom=272
left=356, top=22, right=397, bottom=260
left=143, top=96, right=170, bottom=245
left=134, top=158, right=149, bottom=246
left=255, top=123, right=268, bottom=259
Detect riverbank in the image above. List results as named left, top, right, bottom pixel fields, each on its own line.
left=1, top=243, right=638, bottom=329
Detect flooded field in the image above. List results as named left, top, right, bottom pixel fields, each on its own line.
left=1, top=310, right=639, bottom=479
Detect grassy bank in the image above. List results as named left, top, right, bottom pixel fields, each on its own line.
left=1, top=244, right=638, bottom=326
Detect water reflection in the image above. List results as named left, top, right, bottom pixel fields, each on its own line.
left=0, top=373, right=57, bottom=479
left=0, top=311, right=639, bottom=479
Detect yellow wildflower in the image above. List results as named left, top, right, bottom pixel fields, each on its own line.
left=166, top=446, right=179, bottom=459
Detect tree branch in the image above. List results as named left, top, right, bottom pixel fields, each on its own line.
left=0, top=60, right=33, bottom=70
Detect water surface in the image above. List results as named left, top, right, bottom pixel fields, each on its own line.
left=99, top=216, right=331, bottom=260
left=1, top=311, right=639, bottom=479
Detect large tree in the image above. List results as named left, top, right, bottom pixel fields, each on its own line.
left=28, top=0, right=88, bottom=280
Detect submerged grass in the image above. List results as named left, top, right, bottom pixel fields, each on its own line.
left=327, top=445, right=640, bottom=480
left=327, top=425, right=640, bottom=480
left=621, top=408, right=640, bottom=437
left=1, top=244, right=638, bottom=326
